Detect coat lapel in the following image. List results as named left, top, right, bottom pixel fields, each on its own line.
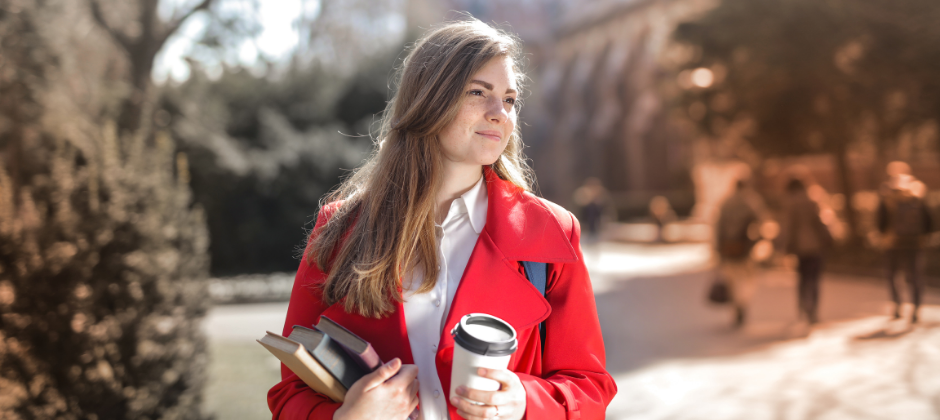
left=480, top=167, right=578, bottom=264
left=436, top=167, right=579, bottom=395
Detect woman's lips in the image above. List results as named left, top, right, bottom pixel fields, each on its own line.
left=475, top=131, right=502, bottom=141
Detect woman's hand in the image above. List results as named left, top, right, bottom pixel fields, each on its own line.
left=450, top=368, right=526, bottom=420
left=333, top=358, right=419, bottom=420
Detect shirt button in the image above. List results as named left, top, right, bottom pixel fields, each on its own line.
left=433, top=390, right=441, bottom=398
left=434, top=299, right=441, bottom=307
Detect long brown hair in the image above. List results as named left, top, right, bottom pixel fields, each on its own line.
left=307, top=19, right=533, bottom=318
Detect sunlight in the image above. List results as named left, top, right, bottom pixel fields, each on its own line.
left=153, top=0, right=319, bottom=83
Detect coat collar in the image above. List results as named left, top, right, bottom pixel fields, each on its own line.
left=479, top=166, right=578, bottom=264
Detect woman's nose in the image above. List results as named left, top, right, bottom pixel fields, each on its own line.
left=484, top=96, right=507, bottom=123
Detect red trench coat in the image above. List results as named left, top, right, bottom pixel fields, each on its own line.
left=268, top=168, right=617, bottom=419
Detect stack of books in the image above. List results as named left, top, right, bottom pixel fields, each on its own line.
left=258, top=316, right=382, bottom=402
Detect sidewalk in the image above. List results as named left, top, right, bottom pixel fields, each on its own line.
left=593, top=243, right=940, bottom=420
left=201, top=242, right=940, bottom=419
left=201, top=302, right=288, bottom=419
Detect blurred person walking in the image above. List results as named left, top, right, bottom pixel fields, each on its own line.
left=649, top=196, right=676, bottom=243
left=573, top=177, right=611, bottom=244
left=876, top=170, right=932, bottom=323
left=778, top=179, right=833, bottom=325
left=715, top=180, right=763, bottom=328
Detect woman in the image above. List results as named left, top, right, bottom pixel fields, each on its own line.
left=268, top=19, right=617, bottom=420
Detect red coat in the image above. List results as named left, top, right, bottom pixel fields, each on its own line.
left=268, top=168, right=617, bottom=419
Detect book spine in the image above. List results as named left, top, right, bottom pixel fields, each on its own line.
left=257, top=335, right=346, bottom=403
left=311, top=335, right=370, bottom=389
left=334, top=342, right=382, bottom=373
left=357, top=345, right=382, bottom=371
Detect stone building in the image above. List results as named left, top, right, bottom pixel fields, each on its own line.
left=534, top=0, right=719, bottom=216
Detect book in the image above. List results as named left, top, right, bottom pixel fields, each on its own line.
left=315, top=316, right=383, bottom=373
left=288, top=325, right=369, bottom=390
left=257, top=331, right=346, bottom=402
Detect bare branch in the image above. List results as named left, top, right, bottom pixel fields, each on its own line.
left=87, top=0, right=134, bottom=53
left=157, top=0, right=216, bottom=50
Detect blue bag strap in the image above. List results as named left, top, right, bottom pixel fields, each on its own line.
left=521, top=261, right=548, bottom=353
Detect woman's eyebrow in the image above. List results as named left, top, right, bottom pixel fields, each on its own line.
left=470, top=79, right=517, bottom=95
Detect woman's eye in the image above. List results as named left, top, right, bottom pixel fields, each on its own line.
left=505, top=97, right=517, bottom=106
left=468, top=89, right=484, bottom=96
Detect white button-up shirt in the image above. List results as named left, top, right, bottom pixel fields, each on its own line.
left=402, top=175, right=487, bottom=420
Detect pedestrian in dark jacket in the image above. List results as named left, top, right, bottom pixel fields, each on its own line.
left=779, top=179, right=833, bottom=324
left=716, top=180, right=762, bottom=328
left=877, top=173, right=932, bottom=323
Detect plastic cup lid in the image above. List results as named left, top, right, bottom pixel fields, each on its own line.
left=451, top=313, right=518, bottom=357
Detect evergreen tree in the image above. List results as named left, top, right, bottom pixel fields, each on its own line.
left=0, top=1, right=210, bottom=418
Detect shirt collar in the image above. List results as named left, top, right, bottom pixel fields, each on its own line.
left=456, top=174, right=487, bottom=234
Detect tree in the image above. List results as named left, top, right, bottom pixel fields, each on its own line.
left=159, top=0, right=404, bottom=275
left=161, top=59, right=383, bottom=275
left=670, top=0, right=940, bottom=243
left=87, top=0, right=217, bottom=134
left=0, top=1, right=210, bottom=418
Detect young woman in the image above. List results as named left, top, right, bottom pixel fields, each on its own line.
left=268, top=19, right=617, bottom=420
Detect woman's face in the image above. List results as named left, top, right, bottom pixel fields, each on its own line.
left=438, top=56, right=518, bottom=170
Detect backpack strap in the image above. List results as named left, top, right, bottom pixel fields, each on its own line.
left=521, top=261, right=548, bottom=353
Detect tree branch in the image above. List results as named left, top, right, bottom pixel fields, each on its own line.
left=87, top=0, right=134, bottom=54
left=157, top=0, right=216, bottom=51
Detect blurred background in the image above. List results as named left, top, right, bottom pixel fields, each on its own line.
left=2, top=0, right=939, bottom=418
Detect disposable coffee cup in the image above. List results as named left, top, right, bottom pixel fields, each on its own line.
left=450, top=313, right=518, bottom=404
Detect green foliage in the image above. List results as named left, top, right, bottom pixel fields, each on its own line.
left=160, top=60, right=390, bottom=275
left=0, top=4, right=209, bottom=419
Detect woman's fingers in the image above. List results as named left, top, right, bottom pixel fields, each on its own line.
left=450, top=395, right=497, bottom=420
left=456, top=368, right=517, bottom=404
left=406, top=375, right=419, bottom=402
left=410, top=386, right=420, bottom=406
left=386, top=364, right=419, bottom=388
left=405, top=373, right=420, bottom=420
left=409, top=392, right=420, bottom=412
left=362, top=358, right=402, bottom=391
left=410, top=377, right=420, bottom=395
left=457, top=386, right=502, bottom=406
left=478, top=367, right=514, bottom=388
left=450, top=369, right=526, bottom=419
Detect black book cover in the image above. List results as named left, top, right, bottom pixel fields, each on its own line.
left=289, top=325, right=369, bottom=390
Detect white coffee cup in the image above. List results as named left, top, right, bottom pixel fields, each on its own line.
left=449, top=313, right=518, bottom=403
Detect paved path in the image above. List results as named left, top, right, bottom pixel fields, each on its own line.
left=202, top=242, right=940, bottom=419
left=591, top=243, right=940, bottom=420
